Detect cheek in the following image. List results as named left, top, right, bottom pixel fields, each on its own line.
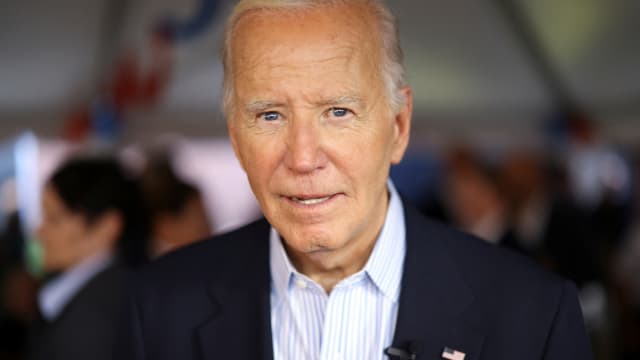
left=46, top=222, right=84, bottom=255
left=245, top=157, right=275, bottom=195
left=334, top=129, right=392, bottom=181
left=242, top=136, right=283, bottom=186
left=40, top=224, right=72, bottom=270
left=40, top=223, right=62, bottom=249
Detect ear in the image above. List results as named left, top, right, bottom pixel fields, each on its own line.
left=390, top=86, right=413, bottom=165
left=153, top=213, right=177, bottom=245
left=90, top=211, right=123, bottom=250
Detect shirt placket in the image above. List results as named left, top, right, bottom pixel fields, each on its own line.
left=289, top=274, right=327, bottom=359
left=319, top=274, right=367, bottom=360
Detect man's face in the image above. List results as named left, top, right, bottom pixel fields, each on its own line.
left=228, top=4, right=411, bottom=265
left=37, top=186, right=90, bottom=271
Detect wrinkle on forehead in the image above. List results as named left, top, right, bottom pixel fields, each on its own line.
left=230, top=3, right=381, bottom=76
left=234, top=52, right=361, bottom=99
left=229, top=3, right=387, bottom=117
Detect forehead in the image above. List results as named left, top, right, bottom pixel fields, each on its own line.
left=230, top=4, right=382, bottom=98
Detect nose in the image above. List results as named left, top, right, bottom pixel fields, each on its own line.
left=284, top=118, right=326, bottom=174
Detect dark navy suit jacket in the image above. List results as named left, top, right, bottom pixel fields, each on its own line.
left=29, top=264, right=126, bottom=360
left=116, top=202, right=592, bottom=359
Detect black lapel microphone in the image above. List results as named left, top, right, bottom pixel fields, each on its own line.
left=384, top=341, right=421, bottom=359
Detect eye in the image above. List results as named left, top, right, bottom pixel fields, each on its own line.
left=329, top=107, right=352, bottom=118
left=260, top=111, right=281, bottom=122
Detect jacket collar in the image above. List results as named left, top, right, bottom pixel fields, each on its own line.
left=196, top=218, right=274, bottom=360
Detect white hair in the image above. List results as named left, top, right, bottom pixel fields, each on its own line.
left=221, top=0, right=407, bottom=116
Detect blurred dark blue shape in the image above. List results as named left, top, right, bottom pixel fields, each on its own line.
left=390, top=150, right=444, bottom=215
left=91, top=100, right=122, bottom=142
left=156, top=0, right=219, bottom=42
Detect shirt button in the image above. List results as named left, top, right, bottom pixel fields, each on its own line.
left=294, top=279, right=307, bottom=289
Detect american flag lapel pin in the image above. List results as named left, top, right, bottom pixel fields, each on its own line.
left=441, top=346, right=466, bottom=360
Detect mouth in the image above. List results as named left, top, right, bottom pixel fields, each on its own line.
left=284, top=193, right=341, bottom=207
left=290, top=195, right=331, bottom=205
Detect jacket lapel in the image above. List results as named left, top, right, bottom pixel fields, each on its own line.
left=195, top=219, right=274, bottom=360
left=392, top=204, right=485, bottom=360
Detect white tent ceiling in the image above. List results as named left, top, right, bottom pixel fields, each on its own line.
left=0, top=0, right=638, bottom=139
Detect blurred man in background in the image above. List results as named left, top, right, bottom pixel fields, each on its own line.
left=28, top=155, right=148, bottom=360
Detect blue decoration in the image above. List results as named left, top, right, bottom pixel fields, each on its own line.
left=157, top=0, right=219, bottom=42
left=91, top=100, right=122, bottom=142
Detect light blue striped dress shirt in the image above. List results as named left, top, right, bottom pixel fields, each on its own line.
left=270, top=181, right=406, bottom=360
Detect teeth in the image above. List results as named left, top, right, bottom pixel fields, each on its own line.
left=291, top=196, right=331, bottom=205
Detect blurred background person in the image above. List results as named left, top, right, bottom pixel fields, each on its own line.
left=499, top=150, right=551, bottom=258
left=443, top=145, right=521, bottom=250
left=611, top=152, right=640, bottom=360
left=27, top=155, right=149, bottom=360
left=140, top=150, right=211, bottom=258
left=0, top=213, right=38, bottom=360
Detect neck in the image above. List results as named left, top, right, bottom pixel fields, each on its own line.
left=287, top=241, right=376, bottom=294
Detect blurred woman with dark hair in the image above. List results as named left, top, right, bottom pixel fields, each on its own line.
left=140, top=152, right=211, bottom=258
left=27, top=155, right=149, bottom=360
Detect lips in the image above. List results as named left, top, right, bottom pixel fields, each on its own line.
left=289, top=195, right=332, bottom=205
left=284, top=193, right=340, bottom=206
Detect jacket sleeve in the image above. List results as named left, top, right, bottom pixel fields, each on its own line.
left=542, top=280, right=593, bottom=360
left=113, top=278, right=146, bottom=360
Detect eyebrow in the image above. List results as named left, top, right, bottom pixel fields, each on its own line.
left=316, top=95, right=363, bottom=107
left=244, top=100, right=285, bottom=113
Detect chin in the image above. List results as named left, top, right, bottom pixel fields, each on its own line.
left=282, top=226, right=338, bottom=252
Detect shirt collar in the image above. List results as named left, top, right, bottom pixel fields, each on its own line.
left=270, top=179, right=406, bottom=304
left=38, top=251, right=114, bottom=321
left=270, top=226, right=296, bottom=304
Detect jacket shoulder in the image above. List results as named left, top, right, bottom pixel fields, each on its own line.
left=406, top=209, right=590, bottom=358
left=406, top=204, right=566, bottom=301
left=133, top=218, right=270, bottom=290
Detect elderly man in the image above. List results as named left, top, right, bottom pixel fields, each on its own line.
left=117, top=1, right=591, bottom=359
